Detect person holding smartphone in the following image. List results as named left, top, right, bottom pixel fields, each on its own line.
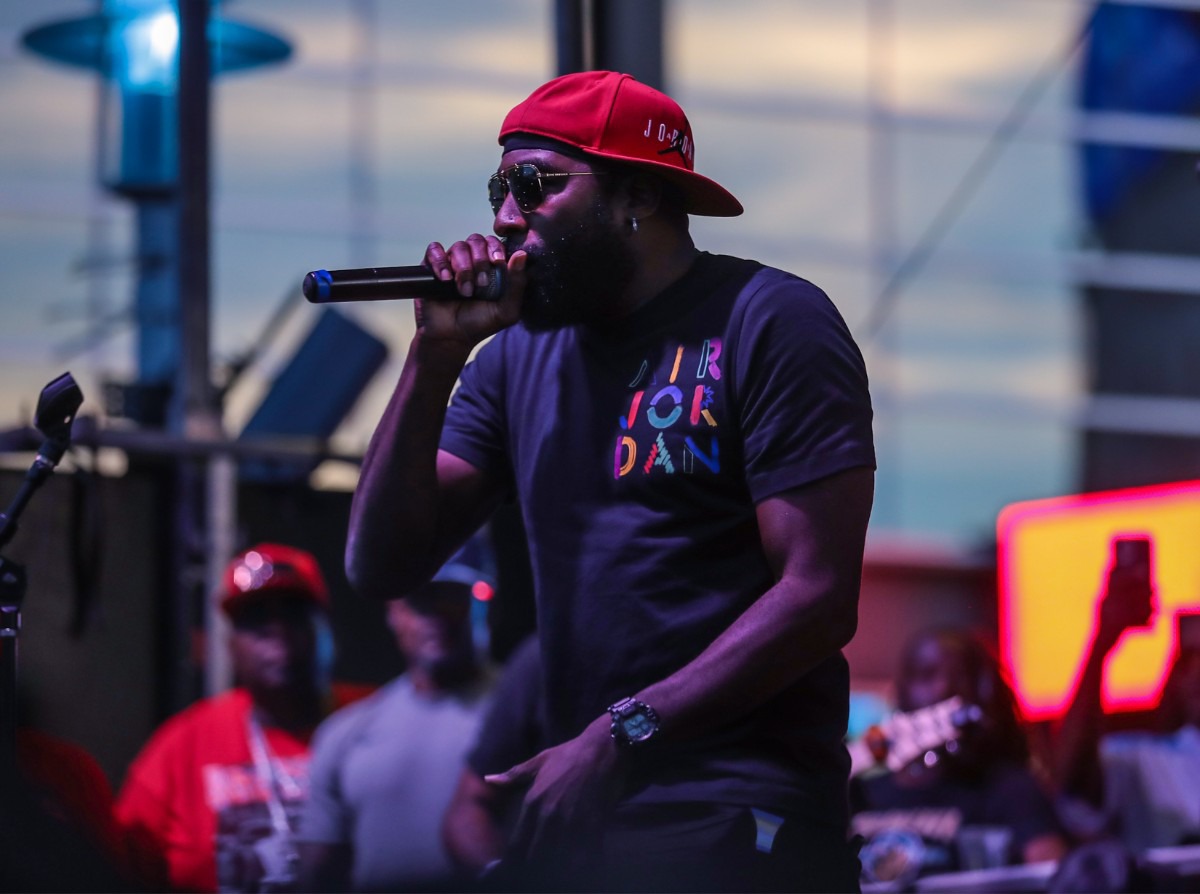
left=1052, top=536, right=1200, bottom=852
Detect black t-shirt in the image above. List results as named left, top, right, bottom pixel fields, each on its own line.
left=467, top=635, right=546, bottom=777
left=442, top=252, right=875, bottom=822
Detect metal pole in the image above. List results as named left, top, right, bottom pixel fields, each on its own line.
left=594, top=0, right=663, bottom=90
left=556, top=0, right=587, bottom=74
left=350, top=0, right=378, bottom=268
left=205, top=453, right=236, bottom=695
left=0, top=559, right=25, bottom=777
left=173, top=0, right=217, bottom=711
left=178, top=0, right=212, bottom=428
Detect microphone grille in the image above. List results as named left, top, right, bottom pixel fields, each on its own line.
left=480, top=265, right=507, bottom=302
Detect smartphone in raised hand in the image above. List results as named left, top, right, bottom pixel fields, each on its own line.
left=1106, top=534, right=1155, bottom=630
left=1114, top=535, right=1150, bottom=577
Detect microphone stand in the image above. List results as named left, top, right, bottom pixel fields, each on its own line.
left=0, top=372, right=83, bottom=777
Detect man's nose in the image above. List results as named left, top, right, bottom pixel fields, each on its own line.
left=493, top=196, right=527, bottom=237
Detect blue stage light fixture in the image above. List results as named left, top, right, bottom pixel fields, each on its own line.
left=22, top=1, right=291, bottom=195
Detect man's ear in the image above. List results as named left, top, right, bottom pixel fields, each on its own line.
left=622, top=172, right=664, bottom=220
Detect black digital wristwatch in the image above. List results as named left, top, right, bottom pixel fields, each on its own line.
left=607, top=697, right=660, bottom=747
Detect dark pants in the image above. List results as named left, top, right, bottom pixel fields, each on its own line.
left=485, top=802, right=862, bottom=894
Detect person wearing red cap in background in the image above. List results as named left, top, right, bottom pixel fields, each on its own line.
left=347, top=71, right=876, bottom=892
left=114, top=543, right=339, bottom=893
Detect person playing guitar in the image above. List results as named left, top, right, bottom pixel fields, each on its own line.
left=848, top=627, right=1069, bottom=885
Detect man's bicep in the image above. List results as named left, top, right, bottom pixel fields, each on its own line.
left=436, top=448, right=507, bottom=543
left=754, top=467, right=873, bottom=651
left=755, top=467, right=874, bottom=587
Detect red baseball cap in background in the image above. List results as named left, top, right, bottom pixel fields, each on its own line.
left=499, top=70, right=743, bottom=217
left=220, top=543, right=330, bottom=618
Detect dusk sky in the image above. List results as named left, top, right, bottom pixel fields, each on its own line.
left=0, top=0, right=1103, bottom=552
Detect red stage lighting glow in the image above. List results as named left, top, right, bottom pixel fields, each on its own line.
left=997, top=479, right=1200, bottom=721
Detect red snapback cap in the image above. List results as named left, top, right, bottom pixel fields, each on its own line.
left=499, top=70, right=743, bottom=217
left=220, top=543, right=330, bottom=617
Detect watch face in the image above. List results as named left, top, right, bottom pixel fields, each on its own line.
left=621, top=711, right=656, bottom=741
left=609, top=698, right=659, bottom=746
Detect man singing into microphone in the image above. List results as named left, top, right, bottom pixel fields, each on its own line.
left=345, top=70, right=875, bottom=893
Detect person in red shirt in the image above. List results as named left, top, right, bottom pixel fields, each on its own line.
left=2, top=728, right=131, bottom=891
left=115, top=543, right=337, bottom=893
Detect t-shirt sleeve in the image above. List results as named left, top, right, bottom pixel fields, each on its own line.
left=441, top=336, right=513, bottom=483
left=731, top=272, right=875, bottom=502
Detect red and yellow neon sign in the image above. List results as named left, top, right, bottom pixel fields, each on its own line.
left=997, top=480, right=1200, bottom=721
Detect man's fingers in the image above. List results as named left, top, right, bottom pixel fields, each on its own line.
left=484, top=753, right=538, bottom=787
left=423, top=242, right=452, bottom=280
left=506, top=251, right=527, bottom=296
left=433, top=235, right=500, bottom=299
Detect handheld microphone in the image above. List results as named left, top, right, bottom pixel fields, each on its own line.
left=302, top=265, right=506, bottom=304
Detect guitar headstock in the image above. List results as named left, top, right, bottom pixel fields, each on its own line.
left=881, top=695, right=983, bottom=772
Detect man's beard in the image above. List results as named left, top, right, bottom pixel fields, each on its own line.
left=519, top=199, right=637, bottom=331
left=419, top=642, right=480, bottom=690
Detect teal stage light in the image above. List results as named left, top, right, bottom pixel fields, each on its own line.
left=22, top=1, right=290, bottom=196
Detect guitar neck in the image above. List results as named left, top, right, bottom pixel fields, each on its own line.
left=847, top=697, right=981, bottom=777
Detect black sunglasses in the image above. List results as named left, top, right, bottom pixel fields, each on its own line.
left=488, top=163, right=601, bottom=215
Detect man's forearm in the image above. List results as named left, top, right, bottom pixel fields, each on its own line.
left=345, top=333, right=471, bottom=599
left=638, top=468, right=871, bottom=745
left=1054, top=630, right=1117, bottom=800
left=638, top=572, right=858, bottom=745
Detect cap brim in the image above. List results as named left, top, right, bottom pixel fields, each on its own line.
left=582, top=148, right=743, bottom=217
left=221, top=587, right=326, bottom=618
left=500, top=132, right=742, bottom=217
left=641, top=160, right=743, bottom=217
